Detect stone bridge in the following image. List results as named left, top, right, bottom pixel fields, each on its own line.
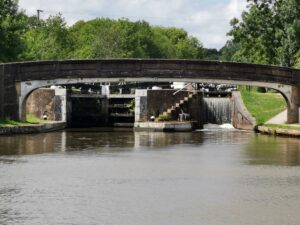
left=1, top=59, right=300, bottom=123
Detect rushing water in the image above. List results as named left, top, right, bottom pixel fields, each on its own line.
left=1, top=128, right=300, bottom=225
left=202, top=97, right=232, bottom=124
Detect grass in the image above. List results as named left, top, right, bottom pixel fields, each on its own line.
left=26, top=115, right=49, bottom=124
left=0, top=119, right=30, bottom=127
left=240, top=88, right=286, bottom=125
left=264, top=124, right=300, bottom=131
left=157, top=114, right=172, bottom=122
left=0, top=115, right=50, bottom=127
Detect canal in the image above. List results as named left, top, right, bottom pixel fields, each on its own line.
left=1, top=128, right=300, bottom=225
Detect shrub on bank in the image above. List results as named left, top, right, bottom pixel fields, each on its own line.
left=158, top=114, right=172, bottom=122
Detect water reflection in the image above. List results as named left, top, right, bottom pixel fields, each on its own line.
left=1, top=129, right=300, bottom=167
left=245, top=134, right=300, bottom=166
left=134, top=132, right=204, bottom=148
left=0, top=130, right=205, bottom=156
left=65, top=130, right=135, bottom=151
left=0, top=132, right=63, bottom=155
left=1, top=129, right=300, bottom=225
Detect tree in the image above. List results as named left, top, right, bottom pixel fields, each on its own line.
left=3, top=1, right=205, bottom=61
left=69, top=18, right=204, bottom=60
left=0, top=0, right=27, bottom=62
left=22, top=14, right=73, bottom=60
left=228, top=0, right=300, bottom=67
left=275, top=0, right=300, bottom=66
left=228, top=3, right=278, bottom=64
left=152, top=27, right=203, bottom=59
left=220, top=41, right=240, bottom=61
left=203, top=48, right=221, bottom=60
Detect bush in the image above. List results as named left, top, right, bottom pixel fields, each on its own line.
left=158, top=114, right=172, bottom=122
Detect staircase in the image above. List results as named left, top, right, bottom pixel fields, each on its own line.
left=159, top=92, right=197, bottom=121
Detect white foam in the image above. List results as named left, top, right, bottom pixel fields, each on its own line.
left=219, top=123, right=235, bottom=129
left=199, top=123, right=235, bottom=130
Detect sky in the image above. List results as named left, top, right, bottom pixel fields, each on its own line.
left=18, top=0, right=247, bottom=49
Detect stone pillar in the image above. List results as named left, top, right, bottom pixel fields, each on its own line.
left=187, top=92, right=204, bottom=129
left=55, top=88, right=67, bottom=122
left=3, top=64, right=19, bottom=121
left=287, top=86, right=300, bottom=124
left=101, top=85, right=110, bottom=96
left=20, top=87, right=27, bottom=122
left=135, top=89, right=148, bottom=122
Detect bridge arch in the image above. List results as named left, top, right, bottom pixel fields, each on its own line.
left=18, top=77, right=296, bottom=124
left=0, top=59, right=300, bottom=123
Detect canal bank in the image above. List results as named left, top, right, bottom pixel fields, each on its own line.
left=0, top=121, right=66, bottom=135
left=256, top=124, right=300, bottom=137
left=134, top=121, right=195, bottom=132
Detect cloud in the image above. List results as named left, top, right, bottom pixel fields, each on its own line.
left=18, top=0, right=246, bottom=49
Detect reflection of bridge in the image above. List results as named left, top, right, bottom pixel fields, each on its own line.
left=1, top=59, right=300, bottom=123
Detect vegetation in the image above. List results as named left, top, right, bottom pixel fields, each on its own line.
left=0, top=115, right=49, bottom=127
left=0, top=0, right=27, bottom=62
left=158, top=114, right=172, bottom=122
left=0, top=1, right=206, bottom=62
left=240, top=88, right=286, bottom=124
left=0, top=0, right=299, bottom=65
left=1, top=0, right=242, bottom=63
left=264, top=124, right=300, bottom=131
left=228, top=0, right=300, bottom=67
left=26, top=115, right=50, bottom=124
left=0, top=119, right=30, bottom=127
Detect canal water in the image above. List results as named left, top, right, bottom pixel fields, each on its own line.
left=1, top=128, right=300, bottom=225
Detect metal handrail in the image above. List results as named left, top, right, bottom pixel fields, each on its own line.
left=173, top=83, right=192, bottom=95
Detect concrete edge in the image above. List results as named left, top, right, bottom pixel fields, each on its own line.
left=134, top=121, right=195, bottom=132
left=231, top=91, right=257, bottom=130
left=0, top=122, right=66, bottom=135
left=257, top=125, right=300, bottom=137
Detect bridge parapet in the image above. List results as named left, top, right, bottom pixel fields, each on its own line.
left=0, top=59, right=300, bottom=122
left=2, top=60, right=298, bottom=85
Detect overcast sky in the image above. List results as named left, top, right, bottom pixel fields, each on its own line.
left=18, top=0, right=247, bottom=49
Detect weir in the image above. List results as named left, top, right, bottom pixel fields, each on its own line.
left=202, top=97, right=232, bottom=125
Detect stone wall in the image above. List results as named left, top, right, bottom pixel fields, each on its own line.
left=186, top=93, right=203, bottom=128
left=135, top=89, right=203, bottom=128
left=26, top=88, right=65, bottom=121
left=135, top=89, right=190, bottom=121
left=147, top=90, right=189, bottom=118
left=231, top=91, right=256, bottom=130
left=1, top=64, right=19, bottom=120
left=0, top=122, right=66, bottom=135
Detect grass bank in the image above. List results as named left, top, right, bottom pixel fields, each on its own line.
left=0, top=115, right=49, bottom=127
left=264, top=124, right=300, bottom=131
left=240, top=88, right=286, bottom=124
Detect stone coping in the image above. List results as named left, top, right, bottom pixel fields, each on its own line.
left=257, top=125, right=300, bottom=137
left=0, top=122, right=66, bottom=135
left=134, top=121, right=195, bottom=132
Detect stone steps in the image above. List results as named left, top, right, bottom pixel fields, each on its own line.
left=160, top=93, right=196, bottom=119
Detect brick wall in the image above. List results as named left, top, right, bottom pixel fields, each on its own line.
left=147, top=90, right=189, bottom=118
